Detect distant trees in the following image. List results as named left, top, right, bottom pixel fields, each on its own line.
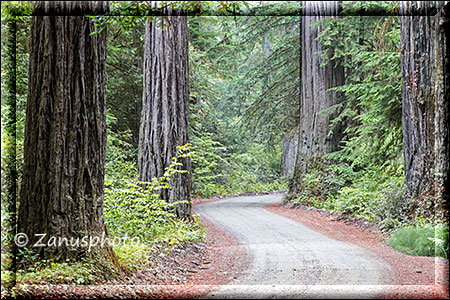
left=138, top=4, right=192, bottom=219
left=400, top=1, right=449, bottom=221
left=17, top=1, right=116, bottom=261
left=106, top=19, right=145, bottom=150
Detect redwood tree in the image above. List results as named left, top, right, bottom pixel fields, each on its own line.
left=18, top=1, right=114, bottom=260
left=282, top=133, right=298, bottom=177
left=289, top=1, right=345, bottom=193
left=138, top=4, right=192, bottom=219
left=400, top=1, right=449, bottom=221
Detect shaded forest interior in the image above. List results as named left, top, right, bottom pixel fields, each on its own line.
left=1, top=0, right=448, bottom=290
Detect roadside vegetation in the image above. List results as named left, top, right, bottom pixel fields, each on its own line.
left=282, top=1, right=449, bottom=259
left=1, top=1, right=286, bottom=289
left=1, top=141, right=206, bottom=288
left=1, top=1, right=448, bottom=295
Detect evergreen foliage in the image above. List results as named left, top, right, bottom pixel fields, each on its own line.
left=188, top=15, right=288, bottom=197
left=1, top=2, right=448, bottom=288
left=287, top=1, right=409, bottom=229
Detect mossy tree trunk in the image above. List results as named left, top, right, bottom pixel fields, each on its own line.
left=400, top=1, right=449, bottom=221
left=138, top=3, right=192, bottom=219
left=17, top=1, right=116, bottom=262
left=289, top=1, right=344, bottom=194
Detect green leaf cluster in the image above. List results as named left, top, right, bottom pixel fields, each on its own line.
left=104, top=143, right=205, bottom=244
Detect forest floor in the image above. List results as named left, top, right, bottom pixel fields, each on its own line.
left=2, top=192, right=448, bottom=299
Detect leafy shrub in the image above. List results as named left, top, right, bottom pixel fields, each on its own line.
left=291, top=160, right=408, bottom=230
left=104, top=180, right=176, bottom=242
left=329, top=174, right=407, bottom=227
left=291, top=158, right=356, bottom=207
left=365, top=175, right=409, bottom=229
left=114, top=242, right=152, bottom=272
left=387, top=223, right=449, bottom=258
left=104, top=144, right=205, bottom=245
left=331, top=187, right=374, bottom=217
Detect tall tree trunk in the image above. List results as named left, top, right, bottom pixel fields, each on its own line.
left=400, top=1, right=449, bottom=221
left=18, top=1, right=115, bottom=261
left=282, top=133, right=298, bottom=177
left=138, top=4, right=192, bottom=219
left=289, top=1, right=345, bottom=194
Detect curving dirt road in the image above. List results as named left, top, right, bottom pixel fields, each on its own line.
left=194, top=193, right=395, bottom=298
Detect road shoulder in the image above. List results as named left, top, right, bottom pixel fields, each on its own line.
left=265, top=202, right=449, bottom=299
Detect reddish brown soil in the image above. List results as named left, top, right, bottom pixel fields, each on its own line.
left=265, top=202, right=449, bottom=299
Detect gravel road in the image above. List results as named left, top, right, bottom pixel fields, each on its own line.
left=194, top=193, right=394, bottom=298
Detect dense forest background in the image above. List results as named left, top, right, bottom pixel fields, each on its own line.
left=1, top=0, right=448, bottom=289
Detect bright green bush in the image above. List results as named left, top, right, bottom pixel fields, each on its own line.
left=114, top=242, right=153, bottom=272
left=387, top=223, right=449, bottom=258
left=290, top=159, right=408, bottom=230
left=331, top=187, right=374, bottom=217
left=328, top=174, right=407, bottom=228
left=104, top=144, right=205, bottom=245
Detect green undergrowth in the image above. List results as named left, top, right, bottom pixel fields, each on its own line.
left=286, top=158, right=449, bottom=258
left=387, top=222, right=449, bottom=258
left=1, top=142, right=206, bottom=290
left=104, top=178, right=206, bottom=245
left=10, top=251, right=121, bottom=285
left=287, top=158, right=408, bottom=230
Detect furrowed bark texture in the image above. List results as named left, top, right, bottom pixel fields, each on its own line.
left=282, top=133, right=298, bottom=177
left=18, top=1, right=112, bottom=260
left=400, top=1, right=449, bottom=221
left=138, top=6, right=192, bottom=219
left=289, top=1, right=344, bottom=194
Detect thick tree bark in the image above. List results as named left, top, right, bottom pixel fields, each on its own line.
left=138, top=4, right=192, bottom=219
left=400, top=1, right=449, bottom=221
left=18, top=1, right=114, bottom=261
left=282, top=133, right=298, bottom=177
left=289, top=1, right=344, bottom=194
